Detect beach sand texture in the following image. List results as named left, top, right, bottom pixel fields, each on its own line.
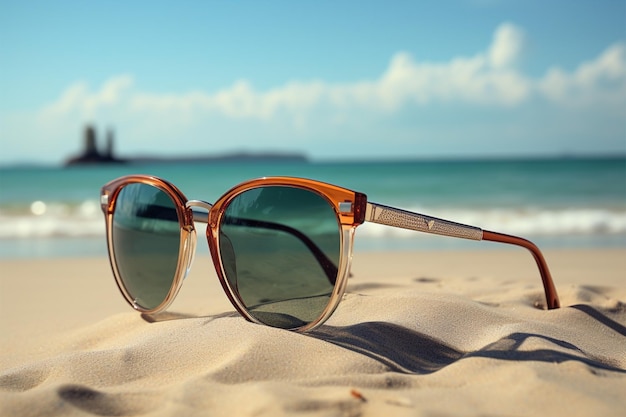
left=1, top=248, right=625, bottom=416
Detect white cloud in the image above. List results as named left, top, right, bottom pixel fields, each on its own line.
left=488, top=22, right=526, bottom=69
left=40, top=75, right=133, bottom=121
left=52, top=22, right=534, bottom=124
left=38, top=23, right=625, bottom=127
left=40, top=82, right=89, bottom=117
left=538, top=43, right=626, bottom=106
left=129, top=79, right=328, bottom=123
left=17, top=23, right=623, bottom=160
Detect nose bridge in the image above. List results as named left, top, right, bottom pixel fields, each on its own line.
left=185, top=199, right=218, bottom=279
left=186, top=200, right=213, bottom=223
left=186, top=199, right=231, bottom=309
left=187, top=198, right=220, bottom=257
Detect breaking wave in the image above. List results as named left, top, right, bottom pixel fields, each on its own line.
left=1, top=200, right=625, bottom=239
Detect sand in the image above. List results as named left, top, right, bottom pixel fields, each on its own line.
left=1, top=248, right=625, bottom=416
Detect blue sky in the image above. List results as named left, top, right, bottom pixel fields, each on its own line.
left=1, top=0, right=625, bottom=164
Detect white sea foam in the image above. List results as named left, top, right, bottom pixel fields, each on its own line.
left=355, top=206, right=626, bottom=241
left=0, top=200, right=104, bottom=239
left=1, top=201, right=625, bottom=240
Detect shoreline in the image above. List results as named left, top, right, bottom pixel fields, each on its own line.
left=1, top=233, right=625, bottom=260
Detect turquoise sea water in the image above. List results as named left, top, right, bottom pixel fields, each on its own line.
left=0, top=157, right=625, bottom=258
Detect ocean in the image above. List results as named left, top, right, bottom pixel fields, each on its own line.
left=0, top=157, right=624, bottom=259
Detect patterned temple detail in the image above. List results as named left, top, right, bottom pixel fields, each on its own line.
left=365, top=202, right=483, bottom=241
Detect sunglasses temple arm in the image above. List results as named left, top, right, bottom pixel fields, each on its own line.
left=365, top=202, right=560, bottom=309
left=482, top=230, right=559, bottom=309
left=191, top=209, right=339, bottom=285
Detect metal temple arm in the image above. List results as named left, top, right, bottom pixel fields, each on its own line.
left=365, top=202, right=560, bottom=309
left=365, top=202, right=483, bottom=240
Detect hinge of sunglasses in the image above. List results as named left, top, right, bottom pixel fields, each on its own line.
left=339, top=202, right=353, bottom=213
left=100, top=194, right=109, bottom=206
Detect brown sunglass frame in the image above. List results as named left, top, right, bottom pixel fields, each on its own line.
left=101, top=175, right=560, bottom=332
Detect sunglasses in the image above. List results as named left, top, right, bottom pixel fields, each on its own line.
left=100, top=175, right=560, bottom=332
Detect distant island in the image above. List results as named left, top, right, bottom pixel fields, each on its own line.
left=65, top=126, right=124, bottom=165
left=64, top=125, right=308, bottom=166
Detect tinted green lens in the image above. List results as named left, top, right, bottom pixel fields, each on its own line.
left=112, top=183, right=181, bottom=310
left=219, top=186, right=341, bottom=328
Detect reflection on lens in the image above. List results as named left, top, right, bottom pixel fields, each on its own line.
left=112, top=183, right=181, bottom=310
left=219, top=186, right=340, bottom=328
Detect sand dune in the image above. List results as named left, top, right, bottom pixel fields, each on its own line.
left=1, top=249, right=625, bottom=416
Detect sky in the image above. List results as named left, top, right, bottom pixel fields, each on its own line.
left=1, top=0, right=625, bottom=165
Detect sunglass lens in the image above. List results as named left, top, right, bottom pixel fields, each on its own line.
left=112, top=183, right=181, bottom=310
left=219, top=186, right=341, bottom=328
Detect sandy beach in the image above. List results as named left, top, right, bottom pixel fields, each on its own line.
left=1, top=247, right=625, bottom=416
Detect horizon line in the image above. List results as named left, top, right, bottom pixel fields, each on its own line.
left=1, top=151, right=625, bottom=169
